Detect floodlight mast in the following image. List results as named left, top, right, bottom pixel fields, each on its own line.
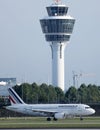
left=40, top=0, right=75, bottom=91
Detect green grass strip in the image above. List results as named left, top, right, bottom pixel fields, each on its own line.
left=0, top=117, right=100, bottom=129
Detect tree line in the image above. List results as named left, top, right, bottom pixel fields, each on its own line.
left=13, top=83, right=100, bottom=104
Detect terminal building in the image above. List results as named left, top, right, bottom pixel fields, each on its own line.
left=0, top=78, right=16, bottom=96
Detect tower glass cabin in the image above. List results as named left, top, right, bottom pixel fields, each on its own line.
left=40, top=2, right=75, bottom=91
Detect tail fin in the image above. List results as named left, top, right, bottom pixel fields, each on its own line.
left=8, top=88, right=25, bottom=105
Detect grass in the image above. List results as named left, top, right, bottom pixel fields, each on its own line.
left=0, top=117, right=100, bottom=128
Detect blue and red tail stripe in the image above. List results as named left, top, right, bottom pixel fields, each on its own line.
left=8, top=88, right=24, bottom=104
left=9, top=95, right=16, bottom=104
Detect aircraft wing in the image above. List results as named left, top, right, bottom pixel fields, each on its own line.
left=32, top=109, right=68, bottom=119
left=32, top=109, right=57, bottom=116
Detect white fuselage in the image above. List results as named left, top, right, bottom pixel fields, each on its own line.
left=6, top=103, right=95, bottom=117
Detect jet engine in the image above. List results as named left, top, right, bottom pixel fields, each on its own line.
left=54, top=112, right=66, bottom=119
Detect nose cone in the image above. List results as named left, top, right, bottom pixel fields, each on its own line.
left=91, top=108, right=95, bottom=114
left=89, top=108, right=95, bottom=115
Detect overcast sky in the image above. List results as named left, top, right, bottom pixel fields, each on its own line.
left=0, top=0, right=100, bottom=90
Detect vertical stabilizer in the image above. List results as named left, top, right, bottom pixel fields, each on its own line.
left=8, top=88, right=25, bottom=105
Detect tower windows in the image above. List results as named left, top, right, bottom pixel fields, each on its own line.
left=47, top=6, right=68, bottom=16
left=40, top=19, right=75, bottom=34
left=45, top=35, right=70, bottom=42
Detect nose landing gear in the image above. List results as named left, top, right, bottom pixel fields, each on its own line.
left=80, top=116, right=83, bottom=120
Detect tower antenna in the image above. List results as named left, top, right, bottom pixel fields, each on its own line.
left=54, top=0, right=61, bottom=4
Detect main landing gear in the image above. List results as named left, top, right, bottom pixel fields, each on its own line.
left=53, top=117, right=58, bottom=121
left=47, top=117, right=58, bottom=121
left=47, top=117, right=51, bottom=121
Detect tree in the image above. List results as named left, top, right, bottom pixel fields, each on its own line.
left=87, top=84, right=100, bottom=103
left=55, top=87, right=65, bottom=103
left=77, top=84, right=88, bottom=103
left=65, top=86, right=78, bottom=103
left=47, top=85, right=57, bottom=103
left=31, top=83, right=39, bottom=103
left=19, top=83, right=32, bottom=103
left=38, top=83, right=49, bottom=103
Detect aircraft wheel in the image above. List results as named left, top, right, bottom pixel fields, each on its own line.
left=80, top=116, right=83, bottom=121
left=53, top=117, right=58, bottom=121
left=47, top=117, right=51, bottom=121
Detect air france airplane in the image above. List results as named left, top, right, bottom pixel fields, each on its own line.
left=6, top=88, right=95, bottom=121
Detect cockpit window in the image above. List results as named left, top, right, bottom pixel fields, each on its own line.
left=85, top=107, right=90, bottom=109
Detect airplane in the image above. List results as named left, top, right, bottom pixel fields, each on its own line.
left=5, top=87, right=95, bottom=121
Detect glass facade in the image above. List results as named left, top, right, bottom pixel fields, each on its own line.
left=47, top=6, right=68, bottom=16
left=45, top=34, right=70, bottom=42
left=40, top=19, right=75, bottom=34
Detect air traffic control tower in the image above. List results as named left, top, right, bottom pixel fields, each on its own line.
left=40, top=0, right=75, bottom=91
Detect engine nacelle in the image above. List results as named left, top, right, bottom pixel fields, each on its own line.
left=54, top=113, right=65, bottom=119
